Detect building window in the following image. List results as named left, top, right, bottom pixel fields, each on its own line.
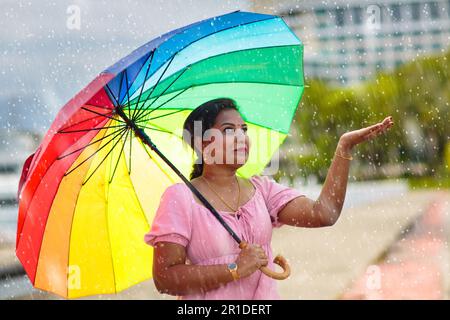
left=335, top=8, right=345, bottom=26
left=375, top=61, right=386, bottom=69
left=315, top=8, right=329, bottom=29
left=315, top=8, right=327, bottom=16
left=319, top=36, right=330, bottom=43
left=411, top=2, right=421, bottom=21
left=393, top=31, right=403, bottom=39
left=432, top=43, right=442, bottom=50
left=356, top=47, right=367, bottom=55
left=351, top=7, right=363, bottom=25
left=390, top=4, right=402, bottom=22
left=428, top=2, right=440, bottom=19
left=431, top=29, right=441, bottom=35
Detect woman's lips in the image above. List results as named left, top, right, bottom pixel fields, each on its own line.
left=234, top=147, right=248, bottom=153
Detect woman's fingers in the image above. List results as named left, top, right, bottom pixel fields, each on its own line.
left=340, top=116, right=394, bottom=148
left=258, top=257, right=268, bottom=266
left=362, top=117, right=394, bottom=140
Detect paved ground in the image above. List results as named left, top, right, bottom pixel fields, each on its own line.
left=272, top=189, right=446, bottom=299
left=1, top=188, right=447, bottom=300
left=341, top=192, right=449, bottom=299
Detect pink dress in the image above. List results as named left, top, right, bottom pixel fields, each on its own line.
left=144, top=174, right=305, bottom=300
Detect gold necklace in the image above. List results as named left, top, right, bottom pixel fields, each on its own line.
left=201, top=175, right=241, bottom=212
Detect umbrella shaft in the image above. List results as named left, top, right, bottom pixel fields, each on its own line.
left=115, top=106, right=242, bottom=245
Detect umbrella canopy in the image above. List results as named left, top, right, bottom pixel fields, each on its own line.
left=16, top=10, right=304, bottom=298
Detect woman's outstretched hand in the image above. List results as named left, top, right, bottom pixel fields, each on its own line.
left=339, top=116, right=394, bottom=150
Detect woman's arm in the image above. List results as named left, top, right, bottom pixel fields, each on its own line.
left=278, top=116, right=394, bottom=228
left=152, top=241, right=267, bottom=296
left=277, top=139, right=351, bottom=228
left=152, top=242, right=234, bottom=296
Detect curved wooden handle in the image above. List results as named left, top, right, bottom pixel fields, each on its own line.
left=239, top=241, right=290, bottom=280
left=260, top=254, right=291, bottom=280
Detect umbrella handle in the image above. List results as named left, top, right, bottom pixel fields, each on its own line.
left=239, top=241, right=290, bottom=280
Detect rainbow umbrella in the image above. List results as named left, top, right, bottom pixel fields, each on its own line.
left=16, top=10, right=304, bottom=298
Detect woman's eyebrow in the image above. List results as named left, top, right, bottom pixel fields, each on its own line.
left=220, top=122, right=235, bottom=127
left=220, top=122, right=247, bottom=127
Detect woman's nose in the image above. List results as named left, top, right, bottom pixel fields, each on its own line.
left=236, top=128, right=247, bottom=137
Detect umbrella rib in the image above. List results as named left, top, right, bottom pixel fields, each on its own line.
left=117, top=70, right=125, bottom=112
left=58, top=111, right=114, bottom=132
left=135, top=108, right=186, bottom=125
left=138, top=139, right=179, bottom=185
left=132, top=53, right=176, bottom=122
left=131, top=50, right=155, bottom=121
left=134, top=86, right=191, bottom=123
left=133, top=63, right=185, bottom=122
left=64, top=127, right=127, bottom=178
left=137, top=125, right=173, bottom=135
left=57, top=124, right=126, bottom=134
left=133, top=65, right=189, bottom=122
left=124, top=70, right=134, bottom=174
left=108, top=129, right=130, bottom=184
left=104, top=83, right=121, bottom=107
left=57, top=127, right=127, bottom=160
left=138, top=123, right=185, bottom=143
left=82, top=128, right=128, bottom=186
left=83, top=104, right=115, bottom=110
left=117, top=69, right=128, bottom=119
left=124, top=71, right=132, bottom=119
left=128, top=122, right=132, bottom=174
left=126, top=15, right=277, bottom=100
left=123, top=50, right=155, bottom=117
left=81, top=107, right=126, bottom=123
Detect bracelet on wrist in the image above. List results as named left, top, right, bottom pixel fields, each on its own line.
left=335, top=144, right=353, bottom=160
left=227, top=262, right=240, bottom=281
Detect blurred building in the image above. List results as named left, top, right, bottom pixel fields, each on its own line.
left=251, top=0, right=450, bottom=86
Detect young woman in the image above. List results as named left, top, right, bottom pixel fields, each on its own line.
left=144, top=98, right=394, bottom=300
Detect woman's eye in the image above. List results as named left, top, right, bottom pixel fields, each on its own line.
left=224, top=128, right=234, bottom=134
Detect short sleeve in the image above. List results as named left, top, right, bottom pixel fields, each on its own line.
left=252, top=175, right=305, bottom=228
left=144, top=184, right=192, bottom=248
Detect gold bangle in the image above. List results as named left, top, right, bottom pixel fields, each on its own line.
left=335, top=149, right=353, bottom=160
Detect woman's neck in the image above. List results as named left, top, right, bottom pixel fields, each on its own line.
left=201, top=165, right=238, bottom=186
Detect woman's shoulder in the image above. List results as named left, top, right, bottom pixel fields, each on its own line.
left=248, top=174, right=271, bottom=188
left=157, top=182, right=193, bottom=214
left=159, top=182, right=190, bottom=201
left=169, top=181, right=186, bottom=190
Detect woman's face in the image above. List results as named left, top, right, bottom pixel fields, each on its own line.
left=199, top=109, right=250, bottom=169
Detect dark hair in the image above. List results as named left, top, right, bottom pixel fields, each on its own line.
left=182, top=98, right=239, bottom=180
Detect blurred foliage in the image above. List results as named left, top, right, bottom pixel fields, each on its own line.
left=278, top=48, right=449, bottom=186
left=408, top=173, right=450, bottom=189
